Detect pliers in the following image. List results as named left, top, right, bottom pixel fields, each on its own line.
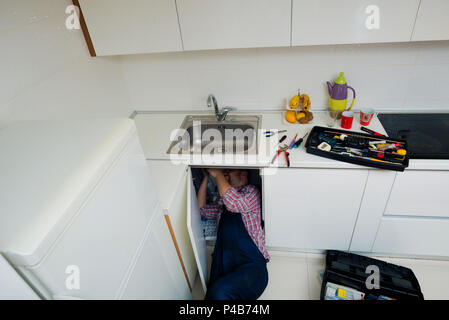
left=271, top=144, right=290, bottom=167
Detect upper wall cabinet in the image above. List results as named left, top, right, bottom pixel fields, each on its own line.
left=411, top=0, right=449, bottom=41
left=79, top=0, right=182, bottom=56
left=291, top=0, right=420, bottom=46
left=176, top=0, right=291, bottom=51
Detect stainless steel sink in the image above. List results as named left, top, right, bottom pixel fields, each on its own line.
left=167, top=115, right=260, bottom=154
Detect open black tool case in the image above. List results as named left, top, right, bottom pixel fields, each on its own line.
left=321, top=250, right=424, bottom=300
left=305, top=126, right=409, bottom=171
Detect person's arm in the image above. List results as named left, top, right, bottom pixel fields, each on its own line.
left=197, top=171, right=209, bottom=209
left=222, top=185, right=260, bottom=213
left=207, top=169, right=231, bottom=197
left=197, top=170, right=221, bottom=219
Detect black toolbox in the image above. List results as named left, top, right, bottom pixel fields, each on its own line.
left=321, top=250, right=424, bottom=300
left=305, top=126, right=409, bottom=171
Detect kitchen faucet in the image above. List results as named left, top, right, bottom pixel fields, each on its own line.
left=207, top=94, right=233, bottom=121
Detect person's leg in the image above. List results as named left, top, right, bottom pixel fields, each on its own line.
left=205, top=262, right=268, bottom=300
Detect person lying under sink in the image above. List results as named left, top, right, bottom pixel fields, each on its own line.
left=197, top=168, right=270, bottom=300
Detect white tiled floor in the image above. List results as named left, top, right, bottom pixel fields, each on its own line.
left=192, top=250, right=449, bottom=300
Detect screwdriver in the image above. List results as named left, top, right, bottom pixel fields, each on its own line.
left=279, top=135, right=287, bottom=143
left=293, top=132, right=309, bottom=148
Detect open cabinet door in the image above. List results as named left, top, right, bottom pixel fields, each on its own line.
left=186, top=169, right=208, bottom=293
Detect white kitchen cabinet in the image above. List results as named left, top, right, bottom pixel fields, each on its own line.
left=263, top=168, right=368, bottom=251
left=384, top=170, right=449, bottom=218
left=349, top=170, right=396, bottom=252
left=292, top=0, right=420, bottom=46
left=146, top=160, right=196, bottom=293
left=351, top=169, right=449, bottom=257
left=372, top=217, right=449, bottom=257
left=79, top=0, right=182, bottom=56
left=176, top=0, right=291, bottom=51
left=187, top=167, right=265, bottom=293
left=412, top=0, right=449, bottom=41
left=21, top=134, right=161, bottom=299
left=13, top=132, right=189, bottom=300
left=187, top=168, right=208, bottom=293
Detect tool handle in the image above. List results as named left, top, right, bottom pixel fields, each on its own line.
left=294, top=138, right=303, bottom=148
left=361, top=127, right=384, bottom=136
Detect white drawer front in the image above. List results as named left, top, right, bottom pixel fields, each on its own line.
left=385, top=171, right=449, bottom=218
left=373, top=217, right=449, bottom=257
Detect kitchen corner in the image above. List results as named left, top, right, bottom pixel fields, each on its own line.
left=3, top=0, right=449, bottom=302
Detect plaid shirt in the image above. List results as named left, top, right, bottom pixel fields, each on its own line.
left=199, top=185, right=270, bottom=261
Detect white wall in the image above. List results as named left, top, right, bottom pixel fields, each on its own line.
left=120, top=41, right=449, bottom=112
left=0, top=0, right=131, bottom=127
left=1, top=1, right=448, bottom=126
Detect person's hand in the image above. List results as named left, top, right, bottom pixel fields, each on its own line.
left=201, top=169, right=209, bottom=178
left=207, top=168, right=222, bottom=178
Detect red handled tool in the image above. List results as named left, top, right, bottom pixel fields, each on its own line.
left=271, top=144, right=290, bottom=167
left=284, top=152, right=290, bottom=167
left=360, top=127, right=385, bottom=136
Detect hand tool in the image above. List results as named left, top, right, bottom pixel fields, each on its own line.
left=360, top=127, right=385, bottom=136
left=284, top=151, right=290, bottom=167
left=271, top=144, right=286, bottom=164
left=264, top=130, right=287, bottom=137
left=323, top=130, right=400, bottom=144
left=271, top=144, right=290, bottom=167
left=293, top=132, right=309, bottom=148
left=328, top=149, right=402, bottom=165
left=288, top=134, right=298, bottom=149
left=279, top=135, right=287, bottom=143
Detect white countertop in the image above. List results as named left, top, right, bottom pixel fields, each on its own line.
left=0, top=118, right=135, bottom=264
left=135, top=110, right=449, bottom=170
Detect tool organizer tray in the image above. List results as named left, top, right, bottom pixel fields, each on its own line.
left=305, top=126, right=409, bottom=171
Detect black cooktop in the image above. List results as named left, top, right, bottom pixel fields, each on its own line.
left=378, top=113, right=449, bottom=159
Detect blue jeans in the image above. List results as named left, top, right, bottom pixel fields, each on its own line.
left=205, top=208, right=268, bottom=300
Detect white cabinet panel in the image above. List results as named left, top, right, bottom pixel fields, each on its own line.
left=121, top=209, right=190, bottom=300
left=350, top=170, right=396, bottom=252
left=264, top=168, right=368, bottom=251
left=25, top=135, right=159, bottom=299
left=292, top=0, right=420, bottom=46
left=79, top=0, right=182, bottom=55
left=385, top=171, right=449, bottom=218
left=177, top=0, right=291, bottom=51
left=412, top=0, right=449, bottom=41
left=373, top=217, right=449, bottom=257
left=186, top=169, right=208, bottom=293
left=146, top=161, right=196, bottom=289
